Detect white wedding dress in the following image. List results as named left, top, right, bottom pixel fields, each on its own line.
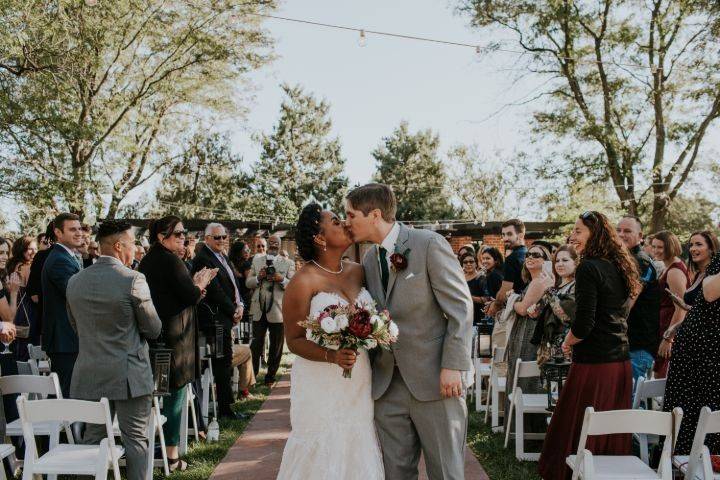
left=276, top=288, right=385, bottom=480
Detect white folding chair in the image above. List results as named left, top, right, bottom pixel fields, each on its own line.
left=0, top=444, right=15, bottom=480
left=0, top=373, right=72, bottom=470
left=27, top=344, right=51, bottom=375
left=503, top=359, right=550, bottom=460
left=15, top=360, right=39, bottom=376
left=199, top=344, right=218, bottom=424
left=485, top=346, right=506, bottom=431
left=673, top=407, right=720, bottom=480
left=566, top=407, right=682, bottom=480
left=632, top=376, right=667, bottom=464
left=18, top=397, right=123, bottom=480
left=178, top=383, right=200, bottom=455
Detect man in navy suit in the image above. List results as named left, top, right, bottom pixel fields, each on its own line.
left=41, top=212, right=84, bottom=397
left=192, top=223, right=244, bottom=419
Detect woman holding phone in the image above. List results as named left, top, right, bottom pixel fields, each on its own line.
left=652, top=231, right=690, bottom=378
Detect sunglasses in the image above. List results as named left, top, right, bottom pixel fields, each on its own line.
left=526, top=251, right=547, bottom=259
left=212, top=235, right=228, bottom=241
left=580, top=211, right=598, bottom=222
left=170, top=230, right=188, bottom=238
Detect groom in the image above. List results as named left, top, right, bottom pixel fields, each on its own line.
left=345, top=183, right=473, bottom=480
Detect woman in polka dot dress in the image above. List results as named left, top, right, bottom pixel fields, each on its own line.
left=663, top=253, right=720, bottom=454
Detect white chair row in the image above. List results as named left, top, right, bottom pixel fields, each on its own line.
left=504, top=359, right=550, bottom=461
left=632, top=376, right=667, bottom=465
left=484, top=346, right=506, bottom=432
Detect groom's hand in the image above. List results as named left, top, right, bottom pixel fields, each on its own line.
left=440, top=368, right=463, bottom=398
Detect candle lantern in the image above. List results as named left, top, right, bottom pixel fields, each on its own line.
left=476, top=317, right=493, bottom=359
left=540, top=349, right=572, bottom=412
left=212, top=322, right=224, bottom=359
left=149, top=342, right=173, bottom=396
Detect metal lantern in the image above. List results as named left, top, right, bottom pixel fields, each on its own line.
left=237, top=314, right=252, bottom=345
left=212, top=321, right=224, bottom=359
left=540, top=354, right=572, bottom=412
left=476, top=317, right=494, bottom=359
left=149, top=342, right=173, bottom=396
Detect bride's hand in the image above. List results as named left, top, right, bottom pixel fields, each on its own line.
left=331, top=349, right=357, bottom=370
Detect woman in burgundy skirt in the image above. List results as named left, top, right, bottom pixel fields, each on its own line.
left=538, top=211, right=641, bottom=480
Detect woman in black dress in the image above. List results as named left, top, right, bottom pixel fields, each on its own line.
left=461, top=253, right=486, bottom=325
left=539, top=211, right=640, bottom=480
left=663, top=252, right=720, bottom=454
left=480, top=247, right=504, bottom=300
left=139, top=216, right=217, bottom=470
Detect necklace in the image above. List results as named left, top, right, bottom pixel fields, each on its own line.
left=312, top=260, right=343, bottom=275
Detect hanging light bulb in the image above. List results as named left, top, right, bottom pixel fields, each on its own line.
left=475, top=45, right=482, bottom=58
left=358, top=30, right=367, bottom=47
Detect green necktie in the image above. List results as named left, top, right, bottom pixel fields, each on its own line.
left=379, top=246, right=389, bottom=294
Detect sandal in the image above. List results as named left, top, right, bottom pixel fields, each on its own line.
left=168, top=458, right=188, bottom=472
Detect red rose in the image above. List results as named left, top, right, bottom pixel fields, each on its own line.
left=348, top=309, right=372, bottom=338
left=389, top=252, right=408, bottom=271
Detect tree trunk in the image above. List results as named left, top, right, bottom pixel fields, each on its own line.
left=649, top=194, right=670, bottom=233
left=105, top=196, right=121, bottom=219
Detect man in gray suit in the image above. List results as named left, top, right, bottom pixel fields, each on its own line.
left=346, top=183, right=473, bottom=480
left=67, top=220, right=162, bottom=480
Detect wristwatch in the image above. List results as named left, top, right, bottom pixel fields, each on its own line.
left=662, top=329, right=674, bottom=341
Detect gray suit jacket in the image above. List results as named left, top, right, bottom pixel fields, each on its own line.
left=245, top=254, right=295, bottom=324
left=364, top=223, right=473, bottom=402
left=67, top=256, right=162, bottom=400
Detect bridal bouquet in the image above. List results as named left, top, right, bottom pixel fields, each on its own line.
left=300, top=301, right=399, bottom=378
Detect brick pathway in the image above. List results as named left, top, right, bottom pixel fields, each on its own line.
left=210, top=375, right=489, bottom=480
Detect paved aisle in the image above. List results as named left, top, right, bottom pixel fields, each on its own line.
left=209, top=374, right=489, bottom=480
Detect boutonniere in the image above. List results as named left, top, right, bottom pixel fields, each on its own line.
left=389, top=248, right=411, bottom=272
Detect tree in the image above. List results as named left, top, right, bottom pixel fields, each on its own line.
left=251, top=84, right=348, bottom=219
left=447, top=145, right=523, bottom=221
left=153, top=132, right=253, bottom=220
left=372, top=122, right=455, bottom=221
left=0, top=0, right=275, bottom=220
left=459, top=0, right=720, bottom=231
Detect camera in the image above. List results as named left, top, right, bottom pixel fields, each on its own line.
left=265, top=255, right=276, bottom=277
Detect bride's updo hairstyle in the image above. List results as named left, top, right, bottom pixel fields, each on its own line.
left=296, top=203, right=323, bottom=261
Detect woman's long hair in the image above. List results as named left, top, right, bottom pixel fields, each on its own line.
left=687, top=230, right=720, bottom=275
left=579, top=211, right=641, bottom=298
left=6, top=235, right=34, bottom=277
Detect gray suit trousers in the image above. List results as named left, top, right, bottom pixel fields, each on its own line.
left=83, top=394, right=152, bottom=480
left=375, top=368, right=467, bottom=480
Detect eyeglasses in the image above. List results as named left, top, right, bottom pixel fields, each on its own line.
left=170, top=230, right=188, bottom=238
left=211, top=235, right=228, bottom=241
left=526, top=251, right=547, bottom=259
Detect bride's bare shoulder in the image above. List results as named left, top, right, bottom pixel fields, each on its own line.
left=287, top=264, right=323, bottom=293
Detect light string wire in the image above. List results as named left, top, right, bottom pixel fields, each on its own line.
left=245, top=12, right=692, bottom=73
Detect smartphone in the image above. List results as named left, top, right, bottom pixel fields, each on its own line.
left=665, top=288, right=690, bottom=311
left=542, top=261, right=554, bottom=277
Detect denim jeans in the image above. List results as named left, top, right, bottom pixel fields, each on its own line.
left=629, top=349, right=655, bottom=384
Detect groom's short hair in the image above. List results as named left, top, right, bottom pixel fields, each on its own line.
left=346, top=183, right=397, bottom=222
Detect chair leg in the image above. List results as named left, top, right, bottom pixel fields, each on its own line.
left=189, top=384, right=199, bottom=442
left=95, top=439, right=109, bottom=480
left=491, top=384, right=499, bottom=428
left=515, top=402, right=524, bottom=460
left=638, top=433, right=649, bottom=465
left=484, top=379, right=493, bottom=423
left=504, top=397, right=514, bottom=448
left=201, top=368, right=210, bottom=424
left=154, top=400, right=170, bottom=476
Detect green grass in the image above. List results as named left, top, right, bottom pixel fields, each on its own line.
left=466, top=410, right=542, bottom=480
left=153, top=355, right=292, bottom=480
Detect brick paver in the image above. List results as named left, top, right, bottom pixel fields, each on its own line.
left=210, top=374, right=490, bottom=480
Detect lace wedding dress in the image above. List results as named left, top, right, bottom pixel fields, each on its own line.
left=276, top=288, right=385, bottom=480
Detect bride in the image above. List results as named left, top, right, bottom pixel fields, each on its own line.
left=276, top=203, right=385, bottom=480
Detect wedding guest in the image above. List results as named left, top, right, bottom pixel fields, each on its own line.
left=27, top=222, right=55, bottom=330
left=617, top=215, right=661, bottom=383
left=531, top=245, right=578, bottom=365
left=539, top=211, right=640, bottom=480
left=457, top=244, right=475, bottom=264
left=37, top=232, right=51, bottom=251
left=461, top=253, right=485, bottom=325
left=652, top=231, right=690, bottom=378
left=7, top=236, right=39, bottom=359
left=480, top=247, right=504, bottom=301
left=67, top=220, right=162, bottom=480
left=684, top=231, right=720, bottom=308
left=663, top=252, right=720, bottom=455
left=505, top=244, right=553, bottom=435
left=42, top=213, right=85, bottom=398
left=253, top=237, right=267, bottom=256
left=0, top=238, right=11, bottom=288
left=486, top=219, right=527, bottom=317
left=138, top=215, right=217, bottom=471
left=0, top=238, right=20, bottom=325
left=228, top=240, right=253, bottom=317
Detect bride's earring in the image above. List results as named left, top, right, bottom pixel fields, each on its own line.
left=323, top=244, right=327, bottom=252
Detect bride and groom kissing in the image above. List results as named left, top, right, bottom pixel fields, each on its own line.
left=276, top=183, right=473, bottom=480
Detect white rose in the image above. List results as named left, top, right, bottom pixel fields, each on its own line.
left=335, top=314, right=349, bottom=330
left=366, top=339, right=378, bottom=349
left=321, top=316, right=339, bottom=334
left=388, top=321, right=399, bottom=338
left=370, top=315, right=382, bottom=325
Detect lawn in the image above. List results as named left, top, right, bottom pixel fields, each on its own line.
left=153, top=355, right=291, bottom=480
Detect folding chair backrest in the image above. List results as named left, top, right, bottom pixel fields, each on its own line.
left=510, top=359, right=541, bottom=392
left=686, top=407, right=720, bottom=480
left=632, top=376, right=667, bottom=409
left=576, top=407, right=682, bottom=455
left=18, top=397, right=111, bottom=425
left=27, top=344, right=48, bottom=361
left=15, top=361, right=33, bottom=375
left=0, top=372, right=62, bottom=397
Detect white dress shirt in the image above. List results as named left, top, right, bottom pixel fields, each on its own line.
left=214, top=250, right=242, bottom=307
left=377, top=222, right=400, bottom=272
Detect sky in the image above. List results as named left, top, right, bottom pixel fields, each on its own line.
left=228, top=0, right=541, bottom=184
